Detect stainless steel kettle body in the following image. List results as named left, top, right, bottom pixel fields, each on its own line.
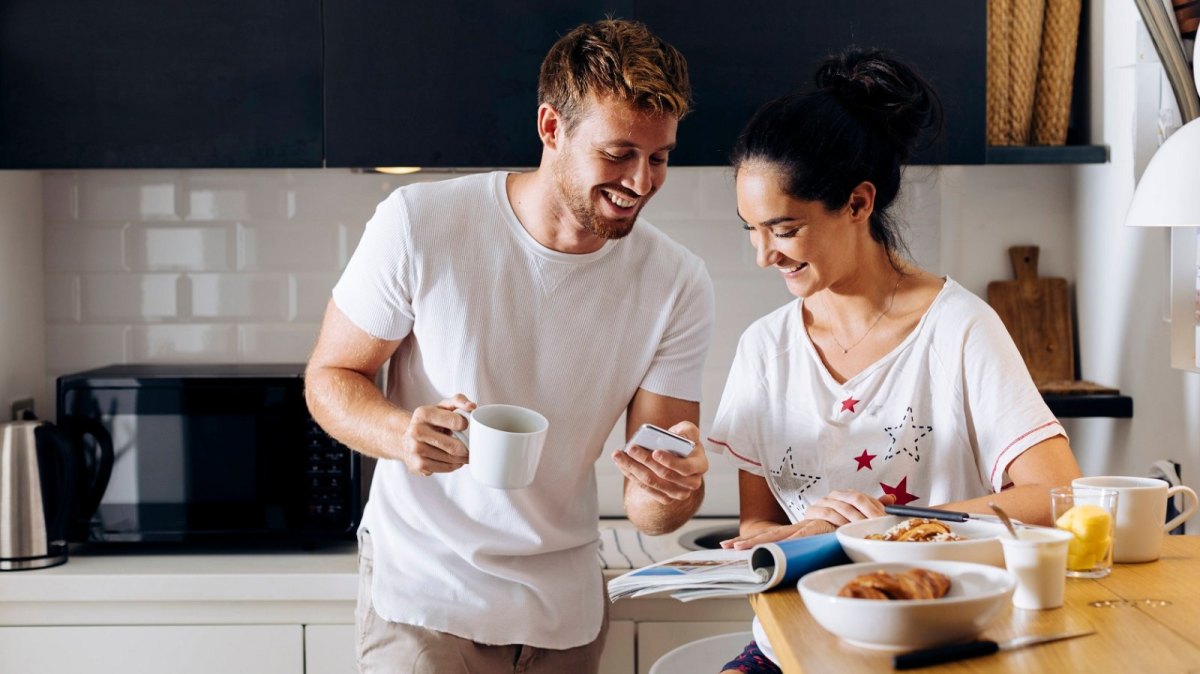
left=0, top=421, right=77, bottom=570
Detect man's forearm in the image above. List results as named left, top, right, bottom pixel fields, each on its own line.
left=624, top=479, right=705, bottom=536
left=305, top=365, right=410, bottom=461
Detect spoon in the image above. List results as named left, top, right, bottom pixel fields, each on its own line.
left=988, top=502, right=1020, bottom=539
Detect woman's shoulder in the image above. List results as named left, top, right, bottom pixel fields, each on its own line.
left=925, top=277, right=1004, bottom=326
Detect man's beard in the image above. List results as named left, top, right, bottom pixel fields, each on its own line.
left=554, top=161, right=639, bottom=241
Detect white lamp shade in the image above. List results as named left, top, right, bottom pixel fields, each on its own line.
left=1125, top=116, right=1200, bottom=227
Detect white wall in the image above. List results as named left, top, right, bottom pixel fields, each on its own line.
left=1070, top=0, right=1199, bottom=531
left=0, top=172, right=45, bottom=419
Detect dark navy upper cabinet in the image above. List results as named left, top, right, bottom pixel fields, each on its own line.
left=324, top=0, right=985, bottom=168
left=0, top=1, right=986, bottom=168
left=0, top=0, right=322, bottom=168
left=635, top=0, right=987, bottom=166
left=322, top=1, right=633, bottom=169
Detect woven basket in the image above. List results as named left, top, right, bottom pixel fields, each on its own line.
left=1032, top=0, right=1082, bottom=145
left=1174, top=0, right=1199, bottom=40
left=987, top=0, right=1013, bottom=144
left=1007, top=0, right=1045, bottom=145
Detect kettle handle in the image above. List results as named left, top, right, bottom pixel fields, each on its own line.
left=34, top=423, right=79, bottom=544
left=61, top=415, right=114, bottom=532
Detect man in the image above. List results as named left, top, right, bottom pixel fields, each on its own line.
left=306, top=18, right=714, bottom=673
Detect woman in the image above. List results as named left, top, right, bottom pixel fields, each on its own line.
left=711, top=49, right=1082, bottom=673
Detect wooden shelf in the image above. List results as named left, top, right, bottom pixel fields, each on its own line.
left=986, top=145, right=1109, bottom=164
left=1042, top=394, right=1132, bottom=418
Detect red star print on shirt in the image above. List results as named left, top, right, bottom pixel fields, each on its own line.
left=840, top=397, right=860, bottom=413
left=880, top=476, right=919, bottom=505
left=854, top=449, right=876, bottom=471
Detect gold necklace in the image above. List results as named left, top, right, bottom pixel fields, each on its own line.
left=825, top=273, right=904, bottom=354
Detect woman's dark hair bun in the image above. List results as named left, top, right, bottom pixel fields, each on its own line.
left=814, top=48, right=942, bottom=160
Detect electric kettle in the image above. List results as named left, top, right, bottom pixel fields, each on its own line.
left=0, top=418, right=112, bottom=571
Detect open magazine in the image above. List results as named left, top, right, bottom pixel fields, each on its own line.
left=607, top=533, right=850, bottom=602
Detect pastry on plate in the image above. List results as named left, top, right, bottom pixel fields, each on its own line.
left=864, top=517, right=964, bottom=542
left=836, top=568, right=952, bottom=600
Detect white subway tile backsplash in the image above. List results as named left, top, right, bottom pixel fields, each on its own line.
left=83, top=274, right=180, bottom=321
left=237, top=222, right=344, bottom=272
left=41, top=172, right=78, bottom=223
left=655, top=217, right=757, bottom=275
left=46, top=325, right=129, bottom=370
left=290, top=273, right=339, bottom=321
left=79, top=171, right=179, bottom=221
left=339, top=222, right=365, bottom=269
left=709, top=275, right=795, bottom=370
left=238, top=324, right=321, bottom=363
left=40, top=165, right=1083, bottom=519
left=185, top=171, right=288, bottom=221
left=190, top=273, right=289, bottom=320
left=641, top=167, right=701, bottom=221
left=286, top=169, right=403, bottom=223
left=131, top=224, right=231, bottom=272
left=697, top=168, right=738, bottom=217
left=132, top=324, right=236, bottom=361
left=45, top=224, right=128, bottom=272
left=44, top=275, right=81, bottom=322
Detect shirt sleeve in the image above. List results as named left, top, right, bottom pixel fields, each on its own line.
left=331, top=189, right=417, bottom=341
left=637, top=255, right=715, bottom=402
left=959, top=305, right=1067, bottom=492
left=707, top=330, right=769, bottom=476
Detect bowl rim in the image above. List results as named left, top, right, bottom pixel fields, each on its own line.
left=798, top=559, right=1015, bottom=607
left=835, top=515, right=1005, bottom=544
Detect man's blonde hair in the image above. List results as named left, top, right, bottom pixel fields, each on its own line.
left=538, top=19, right=691, bottom=126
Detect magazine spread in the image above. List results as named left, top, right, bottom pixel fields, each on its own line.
left=607, top=532, right=850, bottom=602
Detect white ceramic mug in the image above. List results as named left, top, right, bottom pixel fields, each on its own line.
left=1072, top=476, right=1199, bottom=563
left=452, top=404, right=549, bottom=489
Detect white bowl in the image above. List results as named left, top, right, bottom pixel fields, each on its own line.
left=836, top=516, right=1006, bottom=567
left=798, top=560, right=1014, bottom=650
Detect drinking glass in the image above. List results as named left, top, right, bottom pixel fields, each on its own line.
left=1050, top=486, right=1118, bottom=578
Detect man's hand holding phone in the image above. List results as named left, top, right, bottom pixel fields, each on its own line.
left=613, top=422, right=707, bottom=505
left=624, top=423, right=696, bottom=457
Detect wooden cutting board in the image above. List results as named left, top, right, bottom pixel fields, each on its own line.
left=986, top=246, right=1075, bottom=385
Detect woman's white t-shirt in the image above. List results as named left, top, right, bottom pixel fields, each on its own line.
left=709, top=278, right=1065, bottom=520
left=710, top=278, right=1064, bottom=666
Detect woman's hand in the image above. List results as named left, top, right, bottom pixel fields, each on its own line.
left=720, top=490, right=897, bottom=550
left=721, top=519, right=837, bottom=550
left=804, top=490, right=895, bottom=528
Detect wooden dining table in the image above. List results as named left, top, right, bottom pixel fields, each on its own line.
left=750, top=535, right=1200, bottom=672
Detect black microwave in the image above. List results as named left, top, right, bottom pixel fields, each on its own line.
left=56, top=363, right=360, bottom=544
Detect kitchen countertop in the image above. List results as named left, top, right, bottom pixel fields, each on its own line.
left=0, top=518, right=745, bottom=626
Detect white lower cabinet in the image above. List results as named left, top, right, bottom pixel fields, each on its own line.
left=0, top=612, right=751, bottom=674
left=305, top=624, right=357, bottom=674
left=599, top=619, right=636, bottom=674
left=0, top=624, right=303, bottom=674
left=636, top=621, right=752, bottom=674
left=0, top=540, right=753, bottom=674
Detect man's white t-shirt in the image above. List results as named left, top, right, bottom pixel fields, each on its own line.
left=709, top=278, right=1065, bottom=520
left=332, top=172, right=715, bottom=648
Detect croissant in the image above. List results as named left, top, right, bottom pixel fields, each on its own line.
left=837, top=568, right=951, bottom=600
left=865, top=517, right=963, bottom=542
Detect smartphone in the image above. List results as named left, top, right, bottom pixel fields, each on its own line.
left=624, top=423, right=696, bottom=457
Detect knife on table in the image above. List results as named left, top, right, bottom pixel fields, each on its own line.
left=892, top=631, right=1096, bottom=669
left=884, top=504, right=1011, bottom=524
